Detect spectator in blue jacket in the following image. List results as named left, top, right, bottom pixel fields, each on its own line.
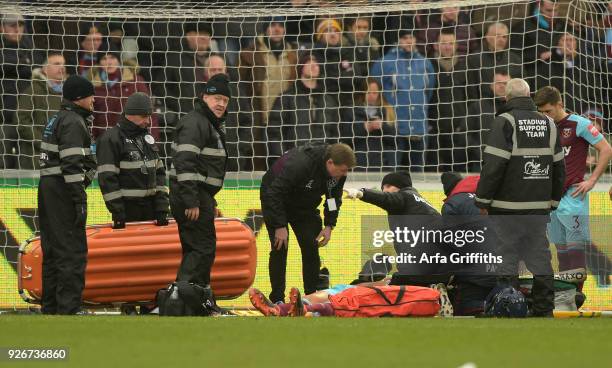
left=370, top=29, right=434, bottom=171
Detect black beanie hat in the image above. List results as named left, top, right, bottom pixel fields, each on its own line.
left=204, top=73, right=231, bottom=98
left=381, top=171, right=412, bottom=190
left=63, top=75, right=95, bottom=101
left=124, top=92, right=152, bottom=115
left=441, top=172, right=463, bottom=196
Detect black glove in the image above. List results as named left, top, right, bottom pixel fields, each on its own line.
left=112, top=213, right=126, bottom=229
left=74, top=203, right=87, bottom=229
left=155, top=212, right=169, bottom=226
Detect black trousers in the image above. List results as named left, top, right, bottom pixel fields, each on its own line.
left=38, top=176, right=87, bottom=315
left=170, top=189, right=216, bottom=287
left=266, top=211, right=322, bottom=303
left=124, top=198, right=156, bottom=222
left=491, top=213, right=554, bottom=315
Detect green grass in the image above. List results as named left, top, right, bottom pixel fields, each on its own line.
left=0, top=316, right=610, bottom=368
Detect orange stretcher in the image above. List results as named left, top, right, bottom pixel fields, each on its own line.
left=18, top=218, right=257, bottom=307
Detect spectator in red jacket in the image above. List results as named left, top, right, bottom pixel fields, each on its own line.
left=89, top=45, right=158, bottom=139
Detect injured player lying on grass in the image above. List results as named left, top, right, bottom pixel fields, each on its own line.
left=248, top=282, right=453, bottom=318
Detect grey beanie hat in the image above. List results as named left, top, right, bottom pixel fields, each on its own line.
left=124, top=92, right=153, bottom=115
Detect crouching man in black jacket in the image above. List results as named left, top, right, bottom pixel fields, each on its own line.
left=344, top=171, right=444, bottom=286
left=169, top=74, right=230, bottom=289
left=97, top=92, right=169, bottom=229
left=475, top=78, right=565, bottom=317
left=261, top=143, right=356, bottom=303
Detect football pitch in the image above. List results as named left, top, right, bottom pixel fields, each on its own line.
left=1, top=316, right=610, bottom=367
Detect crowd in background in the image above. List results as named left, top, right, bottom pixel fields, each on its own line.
left=1, top=0, right=611, bottom=173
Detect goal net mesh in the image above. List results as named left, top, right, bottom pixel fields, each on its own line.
left=0, top=0, right=610, bottom=311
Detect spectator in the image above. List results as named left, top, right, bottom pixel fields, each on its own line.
left=312, top=18, right=355, bottom=109
left=15, top=52, right=66, bottom=170
left=466, top=22, right=522, bottom=100
left=424, top=6, right=477, bottom=56
left=466, top=70, right=510, bottom=172
left=371, top=30, right=434, bottom=171
left=89, top=45, right=158, bottom=140
left=428, top=28, right=468, bottom=172
left=158, top=23, right=220, bottom=114
left=341, top=78, right=396, bottom=170
left=77, top=25, right=103, bottom=78
left=378, top=5, right=428, bottom=56
left=240, top=17, right=297, bottom=127
left=0, top=12, right=39, bottom=169
left=536, top=32, right=596, bottom=114
left=266, top=54, right=341, bottom=166
left=205, top=54, right=253, bottom=171
left=344, top=16, right=381, bottom=78
left=104, top=21, right=139, bottom=64
left=511, top=0, right=565, bottom=79
left=284, top=0, right=316, bottom=46
left=240, top=17, right=297, bottom=170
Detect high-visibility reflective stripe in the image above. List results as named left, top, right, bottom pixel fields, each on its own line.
left=513, top=148, right=555, bottom=156
left=59, top=147, right=86, bottom=159
left=102, top=189, right=157, bottom=202
left=176, top=173, right=223, bottom=187
left=176, top=173, right=200, bottom=181
left=169, top=168, right=176, bottom=176
left=156, top=160, right=165, bottom=169
left=122, top=189, right=157, bottom=197
left=119, top=160, right=158, bottom=169
left=64, top=173, right=85, bottom=183
left=475, top=197, right=491, bottom=204
left=156, top=186, right=169, bottom=193
left=103, top=191, right=123, bottom=201
left=549, top=117, right=558, bottom=152
left=172, top=143, right=226, bottom=157
left=173, top=144, right=201, bottom=154
left=40, top=166, right=62, bottom=176
left=490, top=200, right=552, bottom=210
left=551, top=200, right=560, bottom=208
left=484, top=146, right=511, bottom=160
left=201, top=147, right=226, bottom=157
left=40, top=142, right=59, bottom=152
left=97, top=164, right=120, bottom=174
left=553, top=151, right=565, bottom=162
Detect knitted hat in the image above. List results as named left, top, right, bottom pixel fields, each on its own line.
left=441, top=172, right=463, bottom=196
left=204, top=73, right=231, bottom=98
left=316, top=18, right=342, bottom=40
left=381, top=171, right=412, bottom=190
left=124, top=92, right=153, bottom=116
left=63, top=75, right=94, bottom=101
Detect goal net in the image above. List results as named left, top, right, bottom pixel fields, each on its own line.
left=0, top=0, right=610, bottom=311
